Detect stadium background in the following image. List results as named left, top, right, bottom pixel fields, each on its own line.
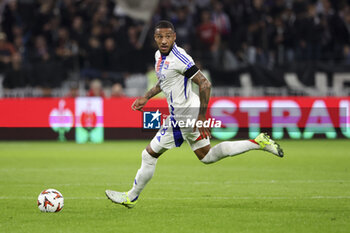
left=0, top=0, right=349, bottom=140
left=1, top=1, right=350, bottom=233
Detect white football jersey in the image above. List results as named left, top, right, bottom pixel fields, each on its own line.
left=154, top=43, right=200, bottom=118
left=151, top=43, right=210, bottom=151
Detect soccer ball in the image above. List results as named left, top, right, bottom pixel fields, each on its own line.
left=37, top=189, right=64, bottom=212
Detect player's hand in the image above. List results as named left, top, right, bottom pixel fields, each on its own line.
left=193, top=115, right=211, bottom=139
left=131, top=97, right=148, bottom=111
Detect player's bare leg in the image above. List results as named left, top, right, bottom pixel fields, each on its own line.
left=195, top=133, right=284, bottom=164
left=106, top=144, right=165, bottom=208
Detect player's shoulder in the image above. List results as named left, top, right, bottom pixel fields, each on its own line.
left=170, top=43, right=194, bottom=64
left=172, top=44, right=191, bottom=57
left=155, top=50, right=160, bottom=58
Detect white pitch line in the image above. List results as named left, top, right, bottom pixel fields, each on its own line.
left=1, top=196, right=350, bottom=200
left=145, top=196, right=350, bottom=200
left=1, top=180, right=350, bottom=187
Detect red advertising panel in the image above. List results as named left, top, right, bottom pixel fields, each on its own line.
left=0, top=97, right=349, bottom=139
left=206, top=97, right=350, bottom=139
left=207, top=97, right=349, bottom=128
left=0, top=98, right=75, bottom=127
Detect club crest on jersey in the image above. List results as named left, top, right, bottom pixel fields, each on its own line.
left=163, top=61, right=170, bottom=70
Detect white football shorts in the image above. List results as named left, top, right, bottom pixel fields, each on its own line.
left=150, top=115, right=210, bottom=153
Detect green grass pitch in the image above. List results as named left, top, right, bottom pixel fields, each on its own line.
left=0, top=139, right=350, bottom=233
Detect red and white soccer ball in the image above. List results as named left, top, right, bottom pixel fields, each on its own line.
left=37, top=189, right=64, bottom=212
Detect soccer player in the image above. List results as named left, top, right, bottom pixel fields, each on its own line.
left=105, top=21, right=284, bottom=208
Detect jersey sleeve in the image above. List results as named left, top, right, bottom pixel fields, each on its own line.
left=172, top=46, right=196, bottom=75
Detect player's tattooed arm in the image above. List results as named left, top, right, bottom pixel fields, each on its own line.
left=144, top=81, right=162, bottom=100
left=131, top=81, right=161, bottom=111
left=191, top=71, right=212, bottom=138
left=192, top=71, right=212, bottom=117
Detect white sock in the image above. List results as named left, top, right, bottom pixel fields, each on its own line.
left=201, top=140, right=260, bottom=164
left=128, top=149, right=157, bottom=201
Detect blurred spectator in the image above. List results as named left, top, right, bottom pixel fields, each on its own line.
left=110, top=83, right=124, bottom=98
left=87, top=79, right=105, bottom=97
left=194, top=0, right=211, bottom=9
left=70, top=16, right=87, bottom=49
left=109, top=16, right=125, bottom=45
left=282, top=8, right=297, bottom=63
left=0, top=32, right=16, bottom=71
left=3, top=53, right=27, bottom=88
left=80, top=36, right=104, bottom=80
left=303, top=4, right=324, bottom=60
left=28, top=35, right=63, bottom=88
left=103, top=37, right=122, bottom=72
left=91, top=3, right=109, bottom=26
left=11, top=24, right=23, bottom=42
left=245, top=19, right=268, bottom=65
left=171, top=6, right=192, bottom=50
left=11, top=25, right=28, bottom=63
left=196, top=10, right=220, bottom=68
left=66, top=82, right=80, bottom=98
left=81, top=36, right=125, bottom=87
left=102, top=37, right=125, bottom=85
left=343, top=8, right=350, bottom=63
left=55, top=27, right=78, bottom=71
left=212, top=1, right=231, bottom=41
left=268, top=16, right=286, bottom=65
left=90, top=24, right=103, bottom=40
left=1, top=0, right=350, bottom=92
left=13, top=35, right=26, bottom=61
left=34, top=0, right=55, bottom=36
left=86, top=36, right=104, bottom=71
left=42, top=16, right=60, bottom=46
left=29, top=35, right=52, bottom=63
left=332, top=4, right=350, bottom=62
left=123, top=25, right=145, bottom=73
left=197, top=10, right=220, bottom=51
left=1, top=0, right=22, bottom=42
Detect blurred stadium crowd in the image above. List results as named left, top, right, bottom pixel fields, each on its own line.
left=0, top=0, right=350, bottom=96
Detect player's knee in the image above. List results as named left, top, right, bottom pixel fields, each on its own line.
left=142, top=149, right=157, bottom=165
left=199, top=150, right=213, bottom=165
left=194, top=144, right=211, bottom=161
left=146, top=145, right=160, bottom=158
left=146, top=143, right=165, bottom=158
